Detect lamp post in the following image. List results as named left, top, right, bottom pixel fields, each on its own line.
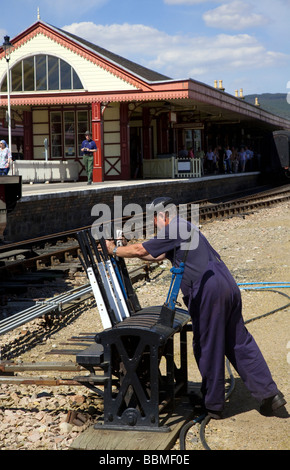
left=2, top=35, right=14, bottom=152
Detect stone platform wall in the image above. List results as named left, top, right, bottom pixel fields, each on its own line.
left=5, top=173, right=261, bottom=241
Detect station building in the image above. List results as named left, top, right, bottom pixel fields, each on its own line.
left=1, top=19, right=290, bottom=183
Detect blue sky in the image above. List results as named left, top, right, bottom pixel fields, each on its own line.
left=1, top=0, right=290, bottom=96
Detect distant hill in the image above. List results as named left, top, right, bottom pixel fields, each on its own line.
left=244, top=93, right=290, bottom=119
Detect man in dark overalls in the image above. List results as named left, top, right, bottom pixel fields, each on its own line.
left=105, top=197, right=286, bottom=418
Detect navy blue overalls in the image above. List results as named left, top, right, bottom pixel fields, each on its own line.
left=182, top=235, right=279, bottom=411
left=144, top=217, right=279, bottom=412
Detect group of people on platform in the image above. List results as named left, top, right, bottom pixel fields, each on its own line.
left=0, top=140, right=12, bottom=176
left=178, top=145, right=259, bottom=175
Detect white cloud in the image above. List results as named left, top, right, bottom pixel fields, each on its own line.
left=151, top=33, right=286, bottom=80
left=64, top=22, right=170, bottom=58
left=203, top=1, right=268, bottom=30
left=164, top=0, right=211, bottom=4
left=63, top=22, right=287, bottom=78
left=0, top=28, right=7, bottom=38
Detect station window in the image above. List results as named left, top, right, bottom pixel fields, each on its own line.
left=77, top=111, right=89, bottom=154
left=11, top=62, right=22, bottom=92
left=36, top=55, right=47, bottom=91
left=1, top=55, right=84, bottom=92
left=50, top=109, right=89, bottom=158
left=51, top=112, right=63, bottom=158
left=184, top=129, right=202, bottom=154
left=64, top=111, right=75, bottom=157
left=23, top=57, right=35, bottom=91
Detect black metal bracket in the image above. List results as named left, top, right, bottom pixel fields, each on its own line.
left=95, top=308, right=190, bottom=431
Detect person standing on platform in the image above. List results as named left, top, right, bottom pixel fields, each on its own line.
left=239, top=147, right=247, bottom=172
left=196, top=147, right=205, bottom=175
left=178, top=145, right=188, bottom=158
left=105, top=197, right=286, bottom=420
left=245, top=146, right=254, bottom=171
left=231, top=147, right=239, bottom=173
left=205, top=148, right=214, bottom=174
left=81, top=131, right=97, bottom=185
left=0, top=140, right=12, bottom=175
left=217, top=145, right=225, bottom=174
left=188, top=147, right=194, bottom=158
left=224, top=146, right=232, bottom=173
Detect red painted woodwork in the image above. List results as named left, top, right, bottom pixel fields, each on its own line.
left=91, top=102, right=103, bottom=182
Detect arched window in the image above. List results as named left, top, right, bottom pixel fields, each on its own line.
left=1, top=54, right=83, bottom=92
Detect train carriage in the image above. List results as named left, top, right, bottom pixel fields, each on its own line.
left=272, top=130, right=290, bottom=178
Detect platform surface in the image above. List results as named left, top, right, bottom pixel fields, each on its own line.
left=21, top=172, right=260, bottom=199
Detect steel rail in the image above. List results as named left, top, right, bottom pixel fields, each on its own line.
left=0, top=185, right=289, bottom=264
left=0, top=283, right=92, bottom=336
left=0, top=184, right=289, bottom=254
left=1, top=188, right=289, bottom=274
left=0, top=260, right=160, bottom=336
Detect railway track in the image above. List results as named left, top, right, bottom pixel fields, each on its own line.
left=1, top=184, right=289, bottom=273
left=0, top=184, right=289, bottom=324
left=197, top=183, right=290, bottom=221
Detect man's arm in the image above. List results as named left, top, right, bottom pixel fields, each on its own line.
left=81, top=147, right=97, bottom=153
left=91, top=142, right=98, bottom=152
left=106, top=240, right=166, bottom=261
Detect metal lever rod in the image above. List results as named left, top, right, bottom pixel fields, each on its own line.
left=77, top=231, right=117, bottom=329
left=87, top=230, right=123, bottom=323
left=114, top=229, right=141, bottom=313
left=99, top=237, right=130, bottom=320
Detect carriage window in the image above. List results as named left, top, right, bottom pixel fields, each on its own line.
left=0, top=54, right=83, bottom=92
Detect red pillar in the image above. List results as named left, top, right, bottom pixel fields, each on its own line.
left=120, top=103, right=130, bottom=179
left=92, top=102, right=103, bottom=182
